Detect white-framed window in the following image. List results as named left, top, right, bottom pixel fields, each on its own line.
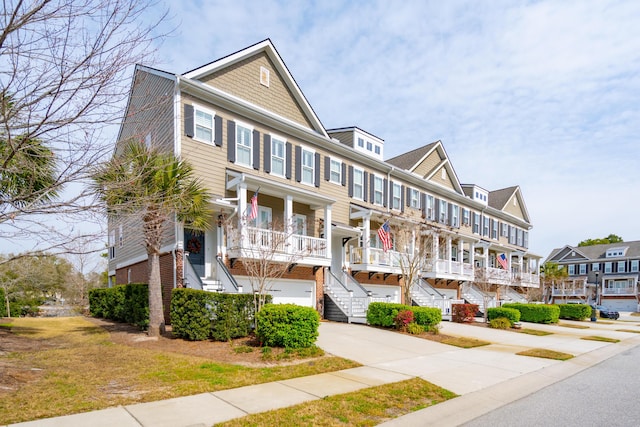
left=617, top=261, right=626, bottom=273
left=330, top=159, right=342, bottom=184
left=194, top=105, right=215, bottom=144
left=462, top=208, right=469, bottom=225
left=353, top=168, right=364, bottom=200
left=631, top=260, right=639, bottom=272
left=592, top=262, right=600, bottom=271
left=426, top=195, right=435, bottom=220
left=579, top=264, right=586, bottom=275
left=501, top=223, right=508, bottom=237
left=452, top=205, right=459, bottom=227
left=605, top=262, right=612, bottom=273
left=118, top=225, right=123, bottom=248
left=373, top=175, right=384, bottom=205
left=235, top=122, right=253, bottom=167
left=301, top=147, right=315, bottom=185
left=357, top=137, right=364, bottom=148
left=483, top=216, right=489, bottom=236
left=271, top=136, right=286, bottom=176
left=568, top=264, right=575, bottom=275
left=491, top=219, right=498, bottom=239
left=374, top=145, right=381, bottom=155
left=366, top=141, right=373, bottom=151
left=108, top=229, right=116, bottom=260
left=392, top=183, right=402, bottom=210
left=439, top=200, right=448, bottom=223
left=473, top=213, right=480, bottom=234
left=257, top=206, right=272, bottom=229
left=410, top=189, right=420, bottom=209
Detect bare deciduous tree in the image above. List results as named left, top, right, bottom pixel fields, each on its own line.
left=0, top=0, right=169, bottom=264
left=394, top=222, right=437, bottom=305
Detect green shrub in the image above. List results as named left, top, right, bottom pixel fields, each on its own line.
left=89, top=284, right=148, bottom=327
left=489, top=317, right=512, bottom=329
left=367, top=302, right=408, bottom=327
left=0, top=288, right=5, bottom=317
left=394, top=309, right=414, bottom=331
left=487, top=307, right=521, bottom=325
left=452, top=304, right=478, bottom=323
left=407, top=322, right=425, bottom=335
left=124, top=284, right=149, bottom=328
left=170, top=289, right=267, bottom=341
left=410, top=306, right=442, bottom=327
left=255, top=304, right=320, bottom=348
left=502, top=303, right=560, bottom=324
left=558, top=304, right=591, bottom=321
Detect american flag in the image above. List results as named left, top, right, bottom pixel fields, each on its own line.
left=378, top=220, right=392, bottom=252
left=248, top=189, right=259, bottom=221
left=497, top=253, right=508, bottom=270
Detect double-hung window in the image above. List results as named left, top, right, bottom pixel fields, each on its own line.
left=426, top=195, right=435, bottom=220
left=592, top=263, right=600, bottom=272
left=108, top=230, right=116, bottom=260
left=301, top=148, right=315, bottom=185
left=194, top=106, right=214, bottom=143
left=617, top=261, right=626, bottom=273
left=605, top=262, right=612, bottom=273
left=439, top=200, right=448, bottom=223
left=236, top=123, right=252, bottom=167
left=492, top=219, right=498, bottom=239
left=373, top=176, right=384, bottom=205
left=353, top=168, right=364, bottom=199
left=452, top=205, right=460, bottom=227
left=631, top=260, right=639, bottom=272
left=473, top=213, right=480, bottom=234
left=579, top=264, right=586, bottom=275
left=330, top=159, right=342, bottom=184
left=271, top=136, right=286, bottom=176
left=568, top=265, right=575, bottom=275
left=483, top=216, right=489, bottom=236
left=392, top=183, right=402, bottom=210
left=462, top=208, right=469, bottom=225
left=410, top=189, right=420, bottom=209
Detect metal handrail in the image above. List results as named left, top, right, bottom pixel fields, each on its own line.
left=216, top=256, right=239, bottom=291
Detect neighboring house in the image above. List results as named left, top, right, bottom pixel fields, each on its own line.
left=108, top=39, right=540, bottom=323
left=546, top=242, right=640, bottom=311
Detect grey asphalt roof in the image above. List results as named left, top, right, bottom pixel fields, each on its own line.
left=385, top=141, right=439, bottom=171
left=547, top=240, right=640, bottom=261
left=488, top=186, right=518, bottom=210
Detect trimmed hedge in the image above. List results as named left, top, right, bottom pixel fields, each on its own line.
left=171, top=289, right=268, bottom=341
left=487, top=307, right=521, bottom=326
left=502, top=303, right=560, bottom=324
left=558, top=303, right=592, bottom=321
left=255, top=303, right=320, bottom=348
left=366, top=302, right=441, bottom=328
left=89, top=284, right=148, bottom=327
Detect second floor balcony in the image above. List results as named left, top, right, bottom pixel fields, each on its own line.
left=350, top=246, right=402, bottom=273
left=422, top=258, right=474, bottom=281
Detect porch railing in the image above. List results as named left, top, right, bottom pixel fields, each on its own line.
left=228, top=226, right=326, bottom=258
left=602, top=286, right=636, bottom=296
left=349, top=247, right=402, bottom=268
left=423, top=258, right=474, bottom=278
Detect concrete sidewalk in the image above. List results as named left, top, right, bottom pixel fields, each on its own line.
left=6, top=316, right=640, bottom=427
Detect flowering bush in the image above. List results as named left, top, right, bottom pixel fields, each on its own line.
left=394, top=309, right=414, bottom=331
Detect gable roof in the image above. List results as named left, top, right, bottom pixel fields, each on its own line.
left=183, top=39, right=328, bottom=138
left=546, top=240, right=640, bottom=262
left=386, top=141, right=463, bottom=194
left=488, top=185, right=531, bottom=223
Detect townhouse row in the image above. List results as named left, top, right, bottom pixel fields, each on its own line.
left=108, top=40, right=541, bottom=323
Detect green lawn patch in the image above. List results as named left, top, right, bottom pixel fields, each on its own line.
left=581, top=336, right=620, bottom=343
left=215, top=377, right=457, bottom=427
left=439, top=336, right=491, bottom=348
left=616, top=329, right=640, bottom=334
left=516, top=348, right=573, bottom=360
left=518, top=328, right=552, bottom=336
left=558, top=323, right=590, bottom=329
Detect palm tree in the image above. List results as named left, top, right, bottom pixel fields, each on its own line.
left=93, top=140, right=213, bottom=336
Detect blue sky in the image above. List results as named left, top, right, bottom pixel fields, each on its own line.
left=152, top=0, right=639, bottom=259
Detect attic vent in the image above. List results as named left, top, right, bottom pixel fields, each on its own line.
left=260, top=66, right=270, bottom=87
left=514, top=198, right=517, bottom=206
left=441, top=169, right=446, bottom=180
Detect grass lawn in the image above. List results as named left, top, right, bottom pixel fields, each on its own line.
left=516, top=348, right=573, bottom=360
left=517, top=328, right=552, bottom=336
left=0, top=317, right=358, bottom=425
left=581, top=336, right=620, bottom=343
left=215, top=377, right=457, bottom=427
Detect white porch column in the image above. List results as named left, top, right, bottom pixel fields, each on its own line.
left=284, top=195, right=293, bottom=254
left=433, top=235, right=439, bottom=273
left=470, top=241, right=475, bottom=268
left=458, top=240, right=464, bottom=274
left=446, top=235, right=452, bottom=274
left=237, top=183, right=248, bottom=249
left=324, top=204, right=332, bottom=258
left=363, top=215, right=371, bottom=264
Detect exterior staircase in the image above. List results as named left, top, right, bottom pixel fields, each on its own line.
left=324, top=269, right=368, bottom=324
left=411, top=278, right=463, bottom=321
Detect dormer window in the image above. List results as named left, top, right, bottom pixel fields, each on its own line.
left=606, top=247, right=628, bottom=258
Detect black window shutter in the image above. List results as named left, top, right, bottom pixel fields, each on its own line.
left=348, top=166, right=354, bottom=197
left=341, top=162, right=347, bottom=186
left=295, top=145, right=301, bottom=182
left=369, top=174, right=374, bottom=203
left=252, top=130, right=260, bottom=170
left=263, top=134, right=271, bottom=173
left=422, top=193, right=427, bottom=217
left=314, top=153, right=321, bottom=187
left=227, top=120, right=236, bottom=162
left=448, top=203, right=453, bottom=226
left=184, top=104, right=194, bottom=138
left=400, top=185, right=405, bottom=212
left=214, top=116, right=222, bottom=146
left=285, top=142, right=292, bottom=179
left=324, top=156, right=331, bottom=181
left=363, top=171, right=368, bottom=202
left=406, top=187, right=411, bottom=207
left=434, top=198, right=440, bottom=222
left=383, top=179, right=388, bottom=207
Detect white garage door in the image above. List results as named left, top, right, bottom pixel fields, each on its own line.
left=235, top=278, right=314, bottom=307
left=600, top=299, right=636, bottom=312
